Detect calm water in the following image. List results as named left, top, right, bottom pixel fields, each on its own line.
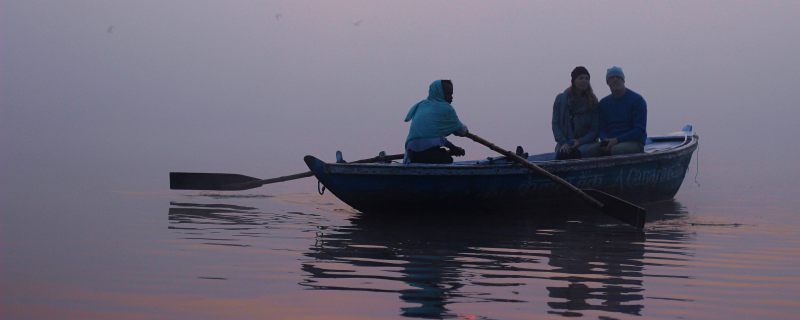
left=2, top=173, right=800, bottom=319
left=3, top=1, right=800, bottom=319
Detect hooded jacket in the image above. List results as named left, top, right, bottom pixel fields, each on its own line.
left=404, top=80, right=466, bottom=146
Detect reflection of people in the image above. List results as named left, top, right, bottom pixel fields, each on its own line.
left=303, top=214, right=463, bottom=318
left=404, top=80, right=467, bottom=164
left=546, top=221, right=646, bottom=316
left=299, top=210, right=674, bottom=319
left=592, top=66, right=648, bottom=156
left=551, top=66, right=600, bottom=160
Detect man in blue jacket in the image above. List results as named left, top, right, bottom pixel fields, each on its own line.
left=594, top=66, right=647, bottom=156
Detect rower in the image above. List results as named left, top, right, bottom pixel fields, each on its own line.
left=403, top=80, right=468, bottom=164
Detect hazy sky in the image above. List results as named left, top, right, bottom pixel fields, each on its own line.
left=2, top=0, right=799, bottom=195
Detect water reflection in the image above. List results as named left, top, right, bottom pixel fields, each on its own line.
left=167, top=199, right=694, bottom=318
left=169, top=202, right=260, bottom=224
left=168, top=201, right=328, bottom=247
left=302, top=203, right=693, bottom=319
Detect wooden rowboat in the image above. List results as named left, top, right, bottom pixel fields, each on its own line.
left=304, top=126, right=698, bottom=214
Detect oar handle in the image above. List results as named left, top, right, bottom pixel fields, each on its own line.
left=464, top=132, right=604, bottom=208
left=249, top=171, right=315, bottom=187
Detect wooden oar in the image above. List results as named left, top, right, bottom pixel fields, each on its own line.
left=465, top=132, right=646, bottom=229
left=170, top=152, right=404, bottom=191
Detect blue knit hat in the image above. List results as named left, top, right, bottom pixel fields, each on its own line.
left=606, top=66, right=625, bottom=80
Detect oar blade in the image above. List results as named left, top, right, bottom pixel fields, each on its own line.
left=169, top=172, right=262, bottom=191
left=583, top=189, right=646, bottom=229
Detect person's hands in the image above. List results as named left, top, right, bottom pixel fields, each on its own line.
left=450, top=146, right=466, bottom=157
left=559, top=144, right=572, bottom=154
left=602, top=138, right=618, bottom=152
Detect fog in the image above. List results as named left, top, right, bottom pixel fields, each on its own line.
left=2, top=0, right=799, bottom=198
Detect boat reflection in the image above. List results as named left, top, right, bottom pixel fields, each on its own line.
left=167, top=199, right=693, bottom=318
left=301, top=202, right=693, bottom=318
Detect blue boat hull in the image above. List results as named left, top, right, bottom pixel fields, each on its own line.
left=305, top=134, right=698, bottom=214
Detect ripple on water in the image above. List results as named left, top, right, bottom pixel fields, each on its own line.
left=163, top=197, right=800, bottom=319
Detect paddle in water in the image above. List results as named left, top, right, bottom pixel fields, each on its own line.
left=464, top=132, right=646, bottom=229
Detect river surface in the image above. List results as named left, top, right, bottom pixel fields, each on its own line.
left=2, top=169, right=800, bottom=319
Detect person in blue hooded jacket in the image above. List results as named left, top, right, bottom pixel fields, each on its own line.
left=403, top=80, right=468, bottom=164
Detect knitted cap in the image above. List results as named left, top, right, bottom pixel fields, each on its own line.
left=571, top=66, right=590, bottom=82
left=606, top=66, right=625, bottom=80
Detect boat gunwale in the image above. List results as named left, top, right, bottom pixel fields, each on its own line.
left=317, top=134, right=698, bottom=176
